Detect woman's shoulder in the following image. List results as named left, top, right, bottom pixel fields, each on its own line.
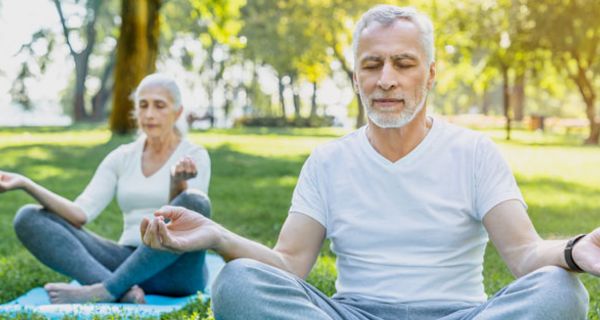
left=180, top=138, right=207, bottom=153
left=179, top=138, right=210, bottom=161
left=101, top=137, right=143, bottom=166
left=113, top=138, right=143, bottom=156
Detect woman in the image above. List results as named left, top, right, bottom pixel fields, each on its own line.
left=0, top=73, right=211, bottom=304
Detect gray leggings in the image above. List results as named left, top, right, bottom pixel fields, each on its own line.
left=13, top=189, right=211, bottom=299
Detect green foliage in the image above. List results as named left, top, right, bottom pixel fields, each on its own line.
left=0, top=126, right=599, bottom=319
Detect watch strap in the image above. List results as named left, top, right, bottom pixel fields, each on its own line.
left=564, top=234, right=586, bottom=273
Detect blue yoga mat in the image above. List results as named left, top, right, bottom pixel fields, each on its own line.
left=0, top=253, right=226, bottom=319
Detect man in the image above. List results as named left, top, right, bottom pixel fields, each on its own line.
left=141, top=5, right=593, bottom=319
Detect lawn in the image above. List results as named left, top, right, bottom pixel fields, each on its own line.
left=0, top=125, right=598, bottom=319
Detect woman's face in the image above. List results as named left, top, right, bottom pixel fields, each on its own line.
left=136, top=85, right=181, bottom=138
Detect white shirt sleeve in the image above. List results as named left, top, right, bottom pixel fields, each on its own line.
left=289, top=151, right=328, bottom=228
left=74, top=147, right=121, bottom=223
left=474, top=136, right=527, bottom=220
left=186, top=147, right=211, bottom=194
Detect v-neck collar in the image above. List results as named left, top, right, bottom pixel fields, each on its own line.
left=137, top=136, right=184, bottom=179
left=358, top=116, right=442, bottom=168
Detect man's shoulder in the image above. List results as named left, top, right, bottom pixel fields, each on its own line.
left=312, top=128, right=363, bottom=161
left=435, top=118, right=489, bottom=149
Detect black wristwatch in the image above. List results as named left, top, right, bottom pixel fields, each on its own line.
left=564, top=234, right=586, bottom=273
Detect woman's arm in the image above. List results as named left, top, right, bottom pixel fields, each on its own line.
left=0, top=171, right=87, bottom=228
left=169, top=156, right=198, bottom=201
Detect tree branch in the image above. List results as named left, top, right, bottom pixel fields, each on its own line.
left=52, top=0, right=76, bottom=57
left=83, top=0, right=102, bottom=56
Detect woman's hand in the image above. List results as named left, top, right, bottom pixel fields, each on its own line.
left=170, top=157, right=197, bottom=184
left=140, top=205, right=222, bottom=253
left=0, top=171, right=29, bottom=193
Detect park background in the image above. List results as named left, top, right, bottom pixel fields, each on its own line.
left=0, top=0, right=599, bottom=319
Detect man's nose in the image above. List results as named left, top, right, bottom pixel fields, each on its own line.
left=377, top=63, right=398, bottom=90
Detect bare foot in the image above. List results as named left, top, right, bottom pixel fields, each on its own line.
left=119, top=285, right=146, bottom=304
left=44, top=282, right=115, bottom=304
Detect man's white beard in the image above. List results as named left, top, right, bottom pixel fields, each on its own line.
left=361, top=84, right=429, bottom=129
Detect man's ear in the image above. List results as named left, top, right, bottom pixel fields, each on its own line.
left=176, top=106, right=184, bottom=119
left=352, top=72, right=359, bottom=93
left=427, top=62, right=436, bottom=90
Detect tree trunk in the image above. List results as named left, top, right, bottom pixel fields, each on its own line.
left=73, top=55, right=88, bottom=121
left=53, top=0, right=101, bottom=122
left=91, top=52, right=116, bottom=121
left=290, top=74, right=301, bottom=119
left=206, top=43, right=216, bottom=128
left=512, top=72, right=525, bottom=121
left=277, top=74, right=287, bottom=120
left=588, top=120, right=600, bottom=145
left=481, top=87, right=490, bottom=115
left=310, top=81, right=318, bottom=119
left=502, top=65, right=511, bottom=141
left=110, top=0, right=162, bottom=134
left=570, top=61, right=599, bottom=145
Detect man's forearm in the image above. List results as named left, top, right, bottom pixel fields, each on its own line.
left=214, top=226, right=293, bottom=274
left=514, top=239, right=570, bottom=277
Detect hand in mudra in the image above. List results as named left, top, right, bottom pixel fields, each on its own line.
left=0, top=171, right=27, bottom=193
left=572, top=228, right=600, bottom=277
left=170, top=157, right=197, bottom=183
left=140, top=205, right=221, bottom=253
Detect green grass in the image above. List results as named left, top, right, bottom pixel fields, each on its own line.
left=0, top=126, right=598, bottom=319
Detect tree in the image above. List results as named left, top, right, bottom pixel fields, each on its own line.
left=433, top=0, right=540, bottom=140
left=241, top=0, right=304, bottom=120
left=10, top=64, right=34, bottom=110
left=527, top=0, right=600, bottom=144
left=10, top=29, right=56, bottom=111
left=109, top=0, right=162, bottom=134
left=160, top=0, right=246, bottom=126
left=305, top=0, right=375, bottom=127
left=53, top=0, right=101, bottom=121
left=241, top=0, right=381, bottom=125
left=11, top=0, right=118, bottom=121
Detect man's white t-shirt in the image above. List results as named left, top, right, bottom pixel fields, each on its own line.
left=290, top=117, right=526, bottom=304
left=75, top=137, right=210, bottom=247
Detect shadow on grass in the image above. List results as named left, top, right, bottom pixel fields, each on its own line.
left=0, top=123, right=110, bottom=134
left=515, top=174, right=600, bottom=235
left=202, top=127, right=346, bottom=138
left=208, top=144, right=309, bottom=245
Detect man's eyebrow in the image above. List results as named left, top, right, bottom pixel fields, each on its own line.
left=391, top=53, right=418, bottom=60
left=360, top=56, right=383, bottom=63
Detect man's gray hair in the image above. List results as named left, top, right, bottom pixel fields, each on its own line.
left=352, top=5, right=435, bottom=67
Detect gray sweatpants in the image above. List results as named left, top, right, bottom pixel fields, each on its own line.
left=13, top=189, right=211, bottom=299
left=212, top=258, right=589, bottom=320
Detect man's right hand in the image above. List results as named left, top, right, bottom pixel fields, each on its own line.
left=0, top=171, right=28, bottom=193
left=140, top=205, right=223, bottom=253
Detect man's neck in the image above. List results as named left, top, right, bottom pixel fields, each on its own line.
left=365, top=110, right=432, bottom=163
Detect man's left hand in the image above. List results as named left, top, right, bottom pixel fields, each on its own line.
left=572, top=228, right=600, bottom=276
